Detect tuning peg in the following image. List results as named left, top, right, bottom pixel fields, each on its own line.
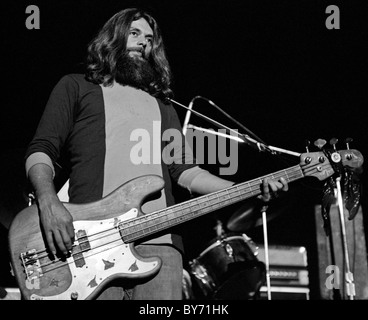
left=305, top=140, right=310, bottom=152
left=314, top=139, right=327, bottom=150
left=345, top=137, right=353, bottom=150
left=329, top=138, right=338, bottom=151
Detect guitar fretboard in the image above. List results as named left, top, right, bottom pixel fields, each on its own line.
left=118, top=164, right=304, bottom=243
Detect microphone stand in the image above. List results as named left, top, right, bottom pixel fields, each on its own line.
left=260, top=204, right=272, bottom=300
left=169, top=96, right=300, bottom=300
left=335, top=177, right=356, bottom=300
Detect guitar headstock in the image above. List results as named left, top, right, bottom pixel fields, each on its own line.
left=299, top=138, right=364, bottom=181
left=299, top=149, right=364, bottom=181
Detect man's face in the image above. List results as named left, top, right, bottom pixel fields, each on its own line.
left=126, top=18, right=153, bottom=61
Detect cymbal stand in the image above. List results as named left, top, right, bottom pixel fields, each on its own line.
left=261, top=205, right=272, bottom=300
left=335, top=177, right=355, bottom=300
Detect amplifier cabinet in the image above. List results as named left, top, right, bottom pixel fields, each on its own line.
left=256, top=245, right=310, bottom=300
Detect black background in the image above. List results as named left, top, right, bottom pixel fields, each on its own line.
left=1, top=0, right=367, bottom=300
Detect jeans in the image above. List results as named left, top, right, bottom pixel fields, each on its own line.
left=97, top=244, right=183, bottom=300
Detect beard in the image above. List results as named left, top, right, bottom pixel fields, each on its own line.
left=115, top=51, right=159, bottom=94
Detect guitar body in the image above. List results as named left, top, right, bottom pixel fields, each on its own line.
left=8, top=175, right=164, bottom=300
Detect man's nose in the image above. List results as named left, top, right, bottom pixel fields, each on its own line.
left=137, top=36, right=148, bottom=48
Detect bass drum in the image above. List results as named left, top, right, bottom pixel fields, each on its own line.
left=189, top=233, right=265, bottom=300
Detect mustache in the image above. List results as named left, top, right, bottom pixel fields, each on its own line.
left=127, top=47, right=144, bottom=53
left=126, top=46, right=148, bottom=60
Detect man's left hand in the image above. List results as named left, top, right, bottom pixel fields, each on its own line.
left=258, top=177, right=288, bottom=203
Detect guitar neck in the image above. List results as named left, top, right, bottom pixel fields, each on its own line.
left=119, top=164, right=304, bottom=243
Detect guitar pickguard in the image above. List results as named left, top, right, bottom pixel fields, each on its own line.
left=27, top=209, right=160, bottom=300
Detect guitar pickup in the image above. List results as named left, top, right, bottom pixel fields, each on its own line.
left=72, top=229, right=90, bottom=268
left=20, top=249, right=43, bottom=280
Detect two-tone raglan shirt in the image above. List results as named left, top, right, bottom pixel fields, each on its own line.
left=25, top=73, right=205, bottom=251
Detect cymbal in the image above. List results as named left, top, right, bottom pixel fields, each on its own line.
left=227, top=197, right=287, bottom=232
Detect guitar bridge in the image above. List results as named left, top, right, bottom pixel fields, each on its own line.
left=20, top=249, right=43, bottom=280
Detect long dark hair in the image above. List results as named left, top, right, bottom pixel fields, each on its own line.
left=85, top=8, right=173, bottom=100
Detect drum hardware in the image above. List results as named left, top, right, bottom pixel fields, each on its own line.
left=215, top=220, right=236, bottom=260
left=224, top=243, right=233, bottom=259
left=189, top=233, right=266, bottom=300
left=189, top=259, right=216, bottom=297
left=214, top=219, right=226, bottom=240
left=241, top=233, right=259, bottom=256
left=182, top=269, right=195, bottom=300
left=28, top=192, right=36, bottom=206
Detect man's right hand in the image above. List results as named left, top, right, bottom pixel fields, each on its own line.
left=38, top=197, right=75, bottom=256
left=27, top=161, right=75, bottom=256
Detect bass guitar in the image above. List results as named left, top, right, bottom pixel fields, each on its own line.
left=8, top=149, right=363, bottom=300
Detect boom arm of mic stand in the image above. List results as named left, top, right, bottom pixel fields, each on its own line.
left=169, top=98, right=301, bottom=158
left=187, top=124, right=244, bottom=142
left=240, top=133, right=301, bottom=157
left=188, top=124, right=300, bottom=156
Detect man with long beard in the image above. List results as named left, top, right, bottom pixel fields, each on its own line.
left=24, top=7, right=288, bottom=300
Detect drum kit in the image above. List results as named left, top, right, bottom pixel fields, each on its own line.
left=183, top=198, right=287, bottom=300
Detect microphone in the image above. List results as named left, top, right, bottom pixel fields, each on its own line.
left=182, top=97, right=194, bottom=136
